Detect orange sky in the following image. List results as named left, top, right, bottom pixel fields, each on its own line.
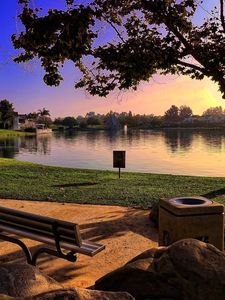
left=53, top=75, right=225, bottom=117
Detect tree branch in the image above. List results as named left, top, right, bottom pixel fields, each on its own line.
left=220, top=0, right=225, bottom=32
left=105, top=19, right=126, bottom=43
left=177, top=60, right=207, bottom=74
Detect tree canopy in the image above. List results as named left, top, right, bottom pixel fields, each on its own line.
left=12, top=0, right=225, bottom=98
left=164, top=105, right=193, bottom=121
left=164, top=105, right=180, bottom=122
left=179, top=105, right=193, bottom=120
left=203, top=106, right=224, bottom=116
left=38, top=108, right=50, bottom=117
left=0, top=99, right=15, bottom=128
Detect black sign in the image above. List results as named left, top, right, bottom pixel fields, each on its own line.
left=113, top=151, right=126, bottom=168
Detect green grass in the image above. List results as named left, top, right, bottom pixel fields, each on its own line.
left=0, top=158, right=225, bottom=207
left=0, top=130, right=34, bottom=137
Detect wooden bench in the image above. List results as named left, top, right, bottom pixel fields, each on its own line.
left=0, top=206, right=105, bottom=265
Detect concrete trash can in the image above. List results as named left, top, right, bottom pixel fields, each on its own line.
left=159, top=196, right=224, bottom=251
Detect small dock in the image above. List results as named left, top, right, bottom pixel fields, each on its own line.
left=35, top=124, right=52, bottom=135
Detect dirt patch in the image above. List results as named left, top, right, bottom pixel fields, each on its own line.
left=0, top=199, right=158, bottom=288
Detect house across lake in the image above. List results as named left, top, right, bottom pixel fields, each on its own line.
left=13, top=113, right=34, bottom=130
left=12, top=113, right=52, bottom=134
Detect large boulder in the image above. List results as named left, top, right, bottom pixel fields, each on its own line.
left=29, top=288, right=135, bottom=300
left=95, top=239, right=225, bottom=300
left=0, top=264, right=134, bottom=300
left=0, top=295, right=14, bottom=300
left=0, top=263, right=61, bottom=297
left=0, top=289, right=134, bottom=300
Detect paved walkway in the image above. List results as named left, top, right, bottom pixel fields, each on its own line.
left=0, top=199, right=158, bottom=288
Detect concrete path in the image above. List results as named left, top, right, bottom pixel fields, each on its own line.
left=0, top=199, right=158, bottom=288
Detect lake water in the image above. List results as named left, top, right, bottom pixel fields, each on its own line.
left=1, top=129, right=225, bottom=177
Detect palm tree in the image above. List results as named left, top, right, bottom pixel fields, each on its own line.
left=37, top=108, right=50, bottom=117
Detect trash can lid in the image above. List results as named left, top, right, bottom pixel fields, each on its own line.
left=160, top=196, right=224, bottom=215
left=169, top=197, right=212, bottom=206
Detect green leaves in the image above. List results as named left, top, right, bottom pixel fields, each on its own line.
left=12, top=0, right=225, bottom=99
left=13, top=3, right=96, bottom=86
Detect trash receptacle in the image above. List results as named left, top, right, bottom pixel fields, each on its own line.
left=159, top=196, right=224, bottom=251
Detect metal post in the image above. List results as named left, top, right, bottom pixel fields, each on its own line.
left=119, top=167, right=121, bottom=179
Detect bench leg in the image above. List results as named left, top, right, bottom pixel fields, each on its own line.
left=31, top=247, right=77, bottom=266
left=0, top=233, right=77, bottom=266
left=0, top=233, right=32, bottom=264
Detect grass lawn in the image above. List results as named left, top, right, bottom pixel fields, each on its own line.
left=0, top=130, right=34, bottom=137
left=0, top=158, right=225, bottom=207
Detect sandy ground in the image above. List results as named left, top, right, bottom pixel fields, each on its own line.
left=0, top=199, right=158, bottom=288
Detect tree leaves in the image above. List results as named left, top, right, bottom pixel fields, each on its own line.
left=12, top=0, right=225, bottom=99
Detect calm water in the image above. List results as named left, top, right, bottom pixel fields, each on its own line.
left=1, top=129, right=225, bottom=176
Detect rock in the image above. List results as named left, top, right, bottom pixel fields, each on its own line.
left=0, top=295, right=15, bottom=300
left=31, top=288, right=135, bottom=300
left=126, top=247, right=164, bottom=264
left=0, top=263, right=62, bottom=297
left=0, top=289, right=134, bottom=300
left=0, top=264, right=134, bottom=300
left=95, top=239, right=225, bottom=300
left=149, top=202, right=159, bottom=228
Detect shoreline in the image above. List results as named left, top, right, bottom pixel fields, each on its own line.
left=0, top=129, right=35, bottom=137
left=53, top=126, right=225, bottom=132
left=1, top=127, right=225, bottom=138
left=0, top=158, right=225, bottom=207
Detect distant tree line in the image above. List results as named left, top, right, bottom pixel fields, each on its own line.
left=164, top=105, right=193, bottom=122
left=53, top=111, right=163, bottom=129
left=54, top=105, right=225, bottom=129
left=2, top=98, right=225, bottom=130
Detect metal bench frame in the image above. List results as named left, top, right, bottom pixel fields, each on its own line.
left=0, top=206, right=105, bottom=266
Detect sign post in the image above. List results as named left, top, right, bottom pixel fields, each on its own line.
left=113, top=151, right=126, bottom=178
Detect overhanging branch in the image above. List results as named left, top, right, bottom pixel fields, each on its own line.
left=104, top=18, right=126, bottom=43
left=177, top=60, right=207, bottom=74
left=220, top=0, right=225, bottom=32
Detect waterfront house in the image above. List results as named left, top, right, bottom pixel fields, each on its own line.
left=13, top=113, right=35, bottom=130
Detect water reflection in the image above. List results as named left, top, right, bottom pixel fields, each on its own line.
left=179, top=130, right=194, bottom=152
left=19, top=135, right=51, bottom=155
left=1, top=129, right=225, bottom=176
left=0, top=138, right=20, bottom=158
left=164, top=130, right=179, bottom=153
left=164, top=129, right=193, bottom=153
left=200, top=130, right=225, bottom=151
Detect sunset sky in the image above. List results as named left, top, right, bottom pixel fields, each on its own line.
left=0, top=0, right=224, bottom=118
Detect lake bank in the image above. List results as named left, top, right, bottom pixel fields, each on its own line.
left=1, top=158, right=225, bottom=207
left=0, top=129, right=35, bottom=137
left=2, top=129, right=225, bottom=176
left=53, top=125, right=225, bottom=132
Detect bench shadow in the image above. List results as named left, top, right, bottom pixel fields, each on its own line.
left=0, top=208, right=157, bottom=285
left=0, top=243, right=86, bottom=283
left=52, top=182, right=98, bottom=188
left=202, top=188, right=225, bottom=199
left=80, top=208, right=158, bottom=243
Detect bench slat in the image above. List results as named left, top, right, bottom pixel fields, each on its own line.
left=0, top=223, right=105, bottom=256
left=0, top=213, right=77, bottom=237
left=0, top=206, right=77, bottom=228
left=0, top=219, right=77, bottom=246
left=0, top=207, right=82, bottom=247
left=0, top=206, right=104, bottom=259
